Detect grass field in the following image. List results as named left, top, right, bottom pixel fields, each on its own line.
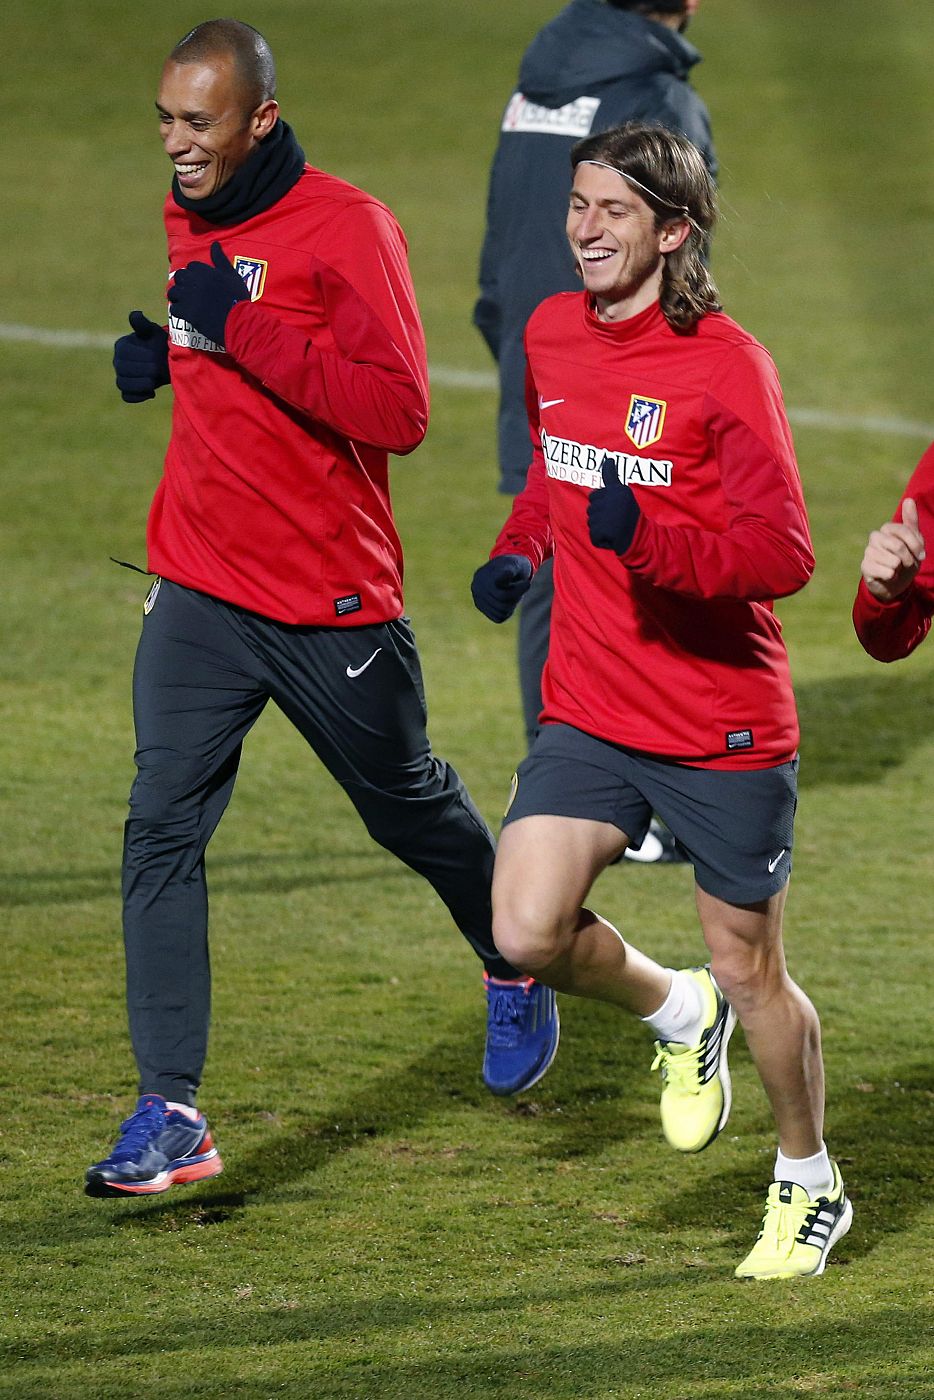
left=2, top=1, right=933, bottom=1396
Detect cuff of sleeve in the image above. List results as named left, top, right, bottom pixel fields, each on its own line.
left=223, top=297, right=278, bottom=363
left=616, top=511, right=651, bottom=567
left=856, top=577, right=912, bottom=614
left=491, top=545, right=539, bottom=572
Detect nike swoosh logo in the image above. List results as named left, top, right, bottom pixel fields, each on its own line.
left=346, top=648, right=382, bottom=679
left=539, top=397, right=565, bottom=410
left=767, top=849, right=787, bottom=873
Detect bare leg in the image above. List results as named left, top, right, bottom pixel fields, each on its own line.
left=696, top=883, right=824, bottom=1158
left=492, top=815, right=670, bottom=1016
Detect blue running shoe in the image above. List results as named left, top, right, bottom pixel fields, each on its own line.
left=85, top=1094, right=223, bottom=1198
left=483, top=974, right=560, bottom=1096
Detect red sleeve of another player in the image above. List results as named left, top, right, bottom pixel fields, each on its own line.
left=852, top=444, right=934, bottom=661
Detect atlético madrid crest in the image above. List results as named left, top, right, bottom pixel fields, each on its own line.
left=232, top=255, right=268, bottom=301
left=625, top=394, right=667, bottom=449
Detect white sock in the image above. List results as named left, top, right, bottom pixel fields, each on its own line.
left=774, top=1144, right=834, bottom=1196
left=166, top=1100, right=200, bottom=1121
left=642, top=969, right=705, bottom=1046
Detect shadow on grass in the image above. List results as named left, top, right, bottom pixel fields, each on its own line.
left=4, top=1018, right=653, bottom=1260
left=111, top=1023, right=650, bottom=1228
left=7, top=669, right=931, bottom=913
left=27, top=1011, right=649, bottom=1243
left=652, top=1058, right=933, bottom=1266
left=795, top=667, right=934, bottom=788
left=521, top=1003, right=660, bottom=1161
left=5, top=1056, right=931, bottom=1388
left=78, top=1027, right=496, bottom=1230
left=179, top=1314, right=931, bottom=1399
left=3, top=1293, right=930, bottom=1395
left=0, top=848, right=407, bottom=908
left=0, top=1029, right=482, bottom=1251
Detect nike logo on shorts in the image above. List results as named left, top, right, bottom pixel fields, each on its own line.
left=767, top=849, right=787, bottom=873
left=538, top=397, right=565, bottom=410
left=345, top=648, right=382, bottom=679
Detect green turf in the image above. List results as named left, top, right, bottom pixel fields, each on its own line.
left=2, top=1, right=933, bottom=1396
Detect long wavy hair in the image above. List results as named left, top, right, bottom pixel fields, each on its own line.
left=570, top=122, right=721, bottom=330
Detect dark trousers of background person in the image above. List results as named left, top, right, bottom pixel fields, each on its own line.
left=122, top=579, right=517, bottom=1105
left=517, top=557, right=554, bottom=748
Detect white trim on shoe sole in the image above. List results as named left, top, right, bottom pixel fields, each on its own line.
left=713, top=1004, right=738, bottom=1141
left=808, top=1197, right=854, bottom=1277
left=514, top=1009, right=561, bottom=1096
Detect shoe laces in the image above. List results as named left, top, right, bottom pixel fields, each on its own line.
left=110, top=1099, right=167, bottom=1162
left=756, top=1188, right=813, bottom=1255
left=487, top=982, right=533, bottom=1048
left=651, top=1041, right=702, bottom=1093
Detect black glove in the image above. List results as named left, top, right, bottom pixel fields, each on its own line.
left=587, top=454, right=641, bottom=555
left=471, top=554, right=533, bottom=623
left=113, top=311, right=170, bottom=402
left=167, top=240, right=251, bottom=349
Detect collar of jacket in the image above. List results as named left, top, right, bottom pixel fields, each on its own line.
left=170, top=118, right=307, bottom=226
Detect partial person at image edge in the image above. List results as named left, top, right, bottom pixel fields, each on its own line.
left=853, top=444, right=933, bottom=660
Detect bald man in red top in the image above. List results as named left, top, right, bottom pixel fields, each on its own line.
left=85, top=19, right=559, bottom=1203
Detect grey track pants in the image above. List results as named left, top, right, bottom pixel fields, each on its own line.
left=122, top=579, right=516, bottom=1103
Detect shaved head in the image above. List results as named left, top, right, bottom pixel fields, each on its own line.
left=168, top=18, right=276, bottom=113
left=158, top=20, right=280, bottom=199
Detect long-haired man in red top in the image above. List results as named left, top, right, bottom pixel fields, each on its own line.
left=472, top=123, right=852, bottom=1278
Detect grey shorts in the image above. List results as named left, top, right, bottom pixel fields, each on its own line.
left=502, top=723, right=798, bottom=905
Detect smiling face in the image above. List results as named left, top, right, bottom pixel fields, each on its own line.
left=566, top=162, right=688, bottom=322
left=156, top=55, right=278, bottom=199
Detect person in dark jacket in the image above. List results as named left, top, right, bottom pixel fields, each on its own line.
left=474, top=2, right=715, bottom=869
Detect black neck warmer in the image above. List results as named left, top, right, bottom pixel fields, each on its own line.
left=171, top=118, right=306, bottom=226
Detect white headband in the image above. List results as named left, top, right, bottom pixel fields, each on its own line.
left=578, top=160, right=691, bottom=219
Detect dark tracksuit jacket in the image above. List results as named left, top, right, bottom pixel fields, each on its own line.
left=474, top=0, right=717, bottom=492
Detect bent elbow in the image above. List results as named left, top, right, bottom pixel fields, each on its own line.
left=761, top=537, right=815, bottom=600
left=779, top=547, right=816, bottom=598
left=385, top=391, right=429, bottom=455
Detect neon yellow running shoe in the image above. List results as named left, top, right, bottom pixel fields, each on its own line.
left=651, top=966, right=736, bottom=1153
left=735, top=1162, right=853, bottom=1279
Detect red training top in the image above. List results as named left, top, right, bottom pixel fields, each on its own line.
left=852, top=440, right=934, bottom=661
left=492, top=294, right=814, bottom=769
left=148, top=165, right=429, bottom=625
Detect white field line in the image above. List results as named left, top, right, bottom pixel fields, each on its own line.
left=3, top=321, right=933, bottom=441
left=1, top=322, right=116, bottom=351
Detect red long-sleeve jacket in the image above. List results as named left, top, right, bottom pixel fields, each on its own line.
left=147, top=166, right=429, bottom=625
left=492, top=294, right=814, bottom=769
left=852, top=441, right=934, bottom=661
